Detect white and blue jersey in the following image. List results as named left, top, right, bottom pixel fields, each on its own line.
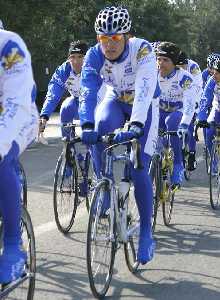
left=158, top=67, right=197, bottom=125
left=202, top=68, right=211, bottom=89
left=40, top=61, right=80, bottom=119
left=198, top=77, right=220, bottom=122
left=79, top=37, right=160, bottom=127
left=186, top=59, right=203, bottom=99
left=0, top=29, right=38, bottom=158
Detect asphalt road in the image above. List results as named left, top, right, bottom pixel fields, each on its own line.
left=19, top=115, right=220, bottom=300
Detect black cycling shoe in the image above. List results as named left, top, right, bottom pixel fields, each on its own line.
left=188, top=152, right=197, bottom=171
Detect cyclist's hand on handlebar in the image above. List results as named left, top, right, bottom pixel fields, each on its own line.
left=113, top=123, right=144, bottom=143
left=39, top=117, right=47, bottom=133
left=177, top=123, right=188, bottom=138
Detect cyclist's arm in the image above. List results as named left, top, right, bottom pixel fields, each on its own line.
left=130, top=42, right=159, bottom=125
left=79, top=46, right=103, bottom=127
left=197, top=77, right=215, bottom=120
left=0, top=32, right=36, bottom=158
left=190, top=63, right=203, bottom=98
left=40, top=62, right=71, bottom=120
left=180, top=75, right=197, bottom=125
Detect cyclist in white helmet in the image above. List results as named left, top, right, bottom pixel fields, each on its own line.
left=79, top=6, right=160, bottom=264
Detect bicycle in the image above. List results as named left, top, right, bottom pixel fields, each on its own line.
left=86, top=133, right=142, bottom=299
left=53, top=123, right=95, bottom=234
left=150, top=129, right=189, bottom=229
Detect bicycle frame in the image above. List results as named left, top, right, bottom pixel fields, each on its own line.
left=99, top=142, right=140, bottom=244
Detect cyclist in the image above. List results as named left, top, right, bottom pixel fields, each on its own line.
left=39, top=40, right=88, bottom=139
left=156, top=42, right=197, bottom=186
left=202, top=53, right=220, bottom=88
left=79, top=6, right=160, bottom=264
left=197, top=57, right=220, bottom=170
left=0, top=28, right=38, bottom=283
left=177, top=51, right=203, bottom=171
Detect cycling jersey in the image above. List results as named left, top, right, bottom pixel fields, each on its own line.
left=0, top=29, right=38, bottom=158
left=198, top=77, right=220, bottom=121
left=202, top=68, right=211, bottom=89
left=40, top=61, right=80, bottom=118
left=186, top=59, right=203, bottom=98
left=79, top=37, right=160, bottom=126
left=158, top=67, right=197, bottom=125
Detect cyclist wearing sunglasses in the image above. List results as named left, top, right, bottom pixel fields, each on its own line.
left=0, top=28, right=38, bottom=283
left=79, top=6, right=160, bottom=264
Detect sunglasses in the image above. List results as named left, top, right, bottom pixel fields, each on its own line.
left=98, top=34, right=123, bottom=43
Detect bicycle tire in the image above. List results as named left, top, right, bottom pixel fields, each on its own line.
left=87, top=180, right=116, bottom=299
left=124, top=188, right=140, bottom=273
left=0, top=207, right=36, bottom=299
left=161, top=154, right=175, bottom=226
left=84, top=151, right=94, bottom=213
left=149, top=155, right=160, bottom=232
left=53, top=154, right=78, bottom=233
left=19, top=161, right=28, bottom=209
left=204, top=146, right=211, bottom=174
left=209, top=143, right=220, bottom=209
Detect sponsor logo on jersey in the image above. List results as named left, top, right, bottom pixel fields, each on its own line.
left=137, top=43, right=151, bottom=61
left=180, top=75, right=193, bottom=90
left=1, top=40, right=25, bottom=70
left=190, top=64, right=200, bottom=75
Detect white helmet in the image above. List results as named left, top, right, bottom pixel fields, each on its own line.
left=0, top=19, right=4, bottom=29
left=95, top=6, right=131, bottom=35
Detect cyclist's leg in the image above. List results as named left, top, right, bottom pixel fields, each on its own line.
left=187, top=118, right=197, bottom=171
left=60, top=96, right=79, bottom=139
left=0, top=142, right=27, bottom=283
left=93, top=90, right=125, bottom=177
left=207, top=109, right=220, bottom=172
left=131, top=103, right=157, bottom=264
left=165, top=111, right=184, bottom=185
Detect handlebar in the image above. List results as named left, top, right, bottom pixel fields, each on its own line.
left=99, top=133, right=143, bottom=170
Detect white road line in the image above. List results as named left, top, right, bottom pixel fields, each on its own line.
left=34, top=205, right=87, bottom=238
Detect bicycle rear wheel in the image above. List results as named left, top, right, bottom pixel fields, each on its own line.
left=209, top=143, right=220, bottom=209
left=87, top=180, right=116, bottom=299
left=0, top=207, right=36, bottom=299
left=124, top=188, right=140, bottom=273
left=162, top=164, right=175, bottom=226
left=53, top=154, right=78, bottom=233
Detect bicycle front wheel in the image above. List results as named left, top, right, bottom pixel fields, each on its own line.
left=53, top=154, right=78, bottom=233
left=87, top=180, right=116, bottom=299
left=162, top=165, right=175, bottom=226
left=209, top=143, right=220, bottom=209
left=124, top=187, right=140, bottom=273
